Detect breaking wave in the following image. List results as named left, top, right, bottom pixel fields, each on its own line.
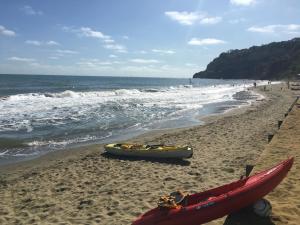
left=0, top=79, right=270, bottom=163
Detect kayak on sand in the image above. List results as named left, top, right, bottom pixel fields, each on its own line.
left=132, top=157, right=294, bottom=225
left=104, top=143, right=193, bottom=159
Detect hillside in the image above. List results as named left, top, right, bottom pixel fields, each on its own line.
left=193, top=38, right=300, bottom=80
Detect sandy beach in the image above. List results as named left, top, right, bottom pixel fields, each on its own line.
left=249, top=95, right=300, bottom=225
left=0, top=83, right=298, bottom=225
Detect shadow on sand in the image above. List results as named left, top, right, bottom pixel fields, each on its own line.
left=223, top=206, right=275, bottom=225
left=101, top=152, right=191, bottom=166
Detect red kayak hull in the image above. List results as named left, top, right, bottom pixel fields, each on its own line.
left=132, top=157, right=293, bottom=225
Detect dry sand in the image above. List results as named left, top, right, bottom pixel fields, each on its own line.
left=222, top=88, right=300, bottom=225
left=250, top=95, right=300, bottom=225
left=0, top=84, right=297, bottom=225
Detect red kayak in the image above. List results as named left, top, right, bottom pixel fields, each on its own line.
left=132, top=157, right=293, bottom=225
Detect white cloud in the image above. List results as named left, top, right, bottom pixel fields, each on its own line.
left=185, top=63, right=197, bottom=67
left=230, top=0, right=256, bottom=6
left=79, top=27, right=110, bottom=40
left=77, top=62, right=97, bottom=67
left=8, top=57, right=36, bottom=62
left=30, top=62, right=41, bottom=67
left=56, top=49, right=78, bottom=54
left=136, top=50, right=148, bottom=54
left=77, top=58, right=125, bottom=68
left=122, top=35, right=129, bottom=40
left=21, top=5, right=43, bottom=15
left=165, top=11, right=199, bottom=25
left=188, top=38, right=226, bottom=46
left=25, top=40, right=42, bottom=46
left=130, top=58, right=160, bottom=64
left=247, top=24, right=300, bottom=34
left=77, top=61, right=112, bottom=67
left=112, top=60, right=123, bottom=64
left=200, top=17, right=222, bottom=25
left=121, top=65, right=157, bottom=73
left=119, top=64, right=202, bottom=77
left=287, top=24, right=300, bottom=31
left=103, top=39, right=115, bottom=43
left=63, top=26, right=127, bottom=53
left=0, top=25, right=16, bottom=37
left=0, top=60, right=199, bottom=78
left=104, top=44, right=127, bottom=53
left=152, top=49, right=176, bottom=54
left=26, top=40, right=60, bottom=46
left=98, top=61, right=112, bottom=65
left=109, top=54, right=118, bottom=58
left=165, top=11, right=222, bottom=26
left=46, top=41, right=60, bottom=46
left=63, top=26, right=110, bottom=40
left=248, top=26, right=274, bottom=33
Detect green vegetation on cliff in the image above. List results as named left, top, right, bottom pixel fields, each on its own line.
left=193, top=38, right=300, bottom=80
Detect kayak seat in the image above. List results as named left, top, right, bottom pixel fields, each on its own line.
left=158, top=191, right=187, bottom=209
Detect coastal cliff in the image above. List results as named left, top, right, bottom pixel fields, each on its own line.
left=193, top=38, right=300, bottom=80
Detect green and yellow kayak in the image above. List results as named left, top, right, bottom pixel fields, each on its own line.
left=104, top=143, right=193, bottom=159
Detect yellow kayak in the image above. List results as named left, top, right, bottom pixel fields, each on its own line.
left=104, top=143, right=193, bottom=159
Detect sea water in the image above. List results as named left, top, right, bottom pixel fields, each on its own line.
left=0, top=74, right=267, bottom=165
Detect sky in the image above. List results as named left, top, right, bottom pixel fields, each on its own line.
left=0, top=0, right=300, bottom=78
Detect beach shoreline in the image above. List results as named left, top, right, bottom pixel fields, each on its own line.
left=0, top=85, right=261, bottom=167
left=0, top=85, right=263, bottom=171
left=0, top=83, right=296, bottom=225
left=0, top=77, right=267, bottom=165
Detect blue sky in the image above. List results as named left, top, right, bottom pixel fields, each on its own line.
left=0, top=0, right=300, bottom=78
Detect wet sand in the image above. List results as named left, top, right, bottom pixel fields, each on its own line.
left=0, top=84, right=297, bottom=225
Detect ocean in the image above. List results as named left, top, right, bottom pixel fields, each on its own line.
left=0, top=74, right=266, bottom=165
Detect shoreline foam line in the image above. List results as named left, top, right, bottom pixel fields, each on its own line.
left=0, top=85, right=264, bottom=166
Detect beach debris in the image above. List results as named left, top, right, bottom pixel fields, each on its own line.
left=78, top=199, right=93, bottom=209
left=278, top=120, right=283, bottom=129
left=253, top=199, right=272, bottom=217
left=267, top=134, right=274, bottom=143
left=245, top=164, right=254, bottom=177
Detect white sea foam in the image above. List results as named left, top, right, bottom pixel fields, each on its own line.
left=0, top=150, right=9, bottom=156
left=12, top=152, right=40, bottom=157
left=0, top=82, right=259, bottom=134
left=25, top=133, right=111, bottom=148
